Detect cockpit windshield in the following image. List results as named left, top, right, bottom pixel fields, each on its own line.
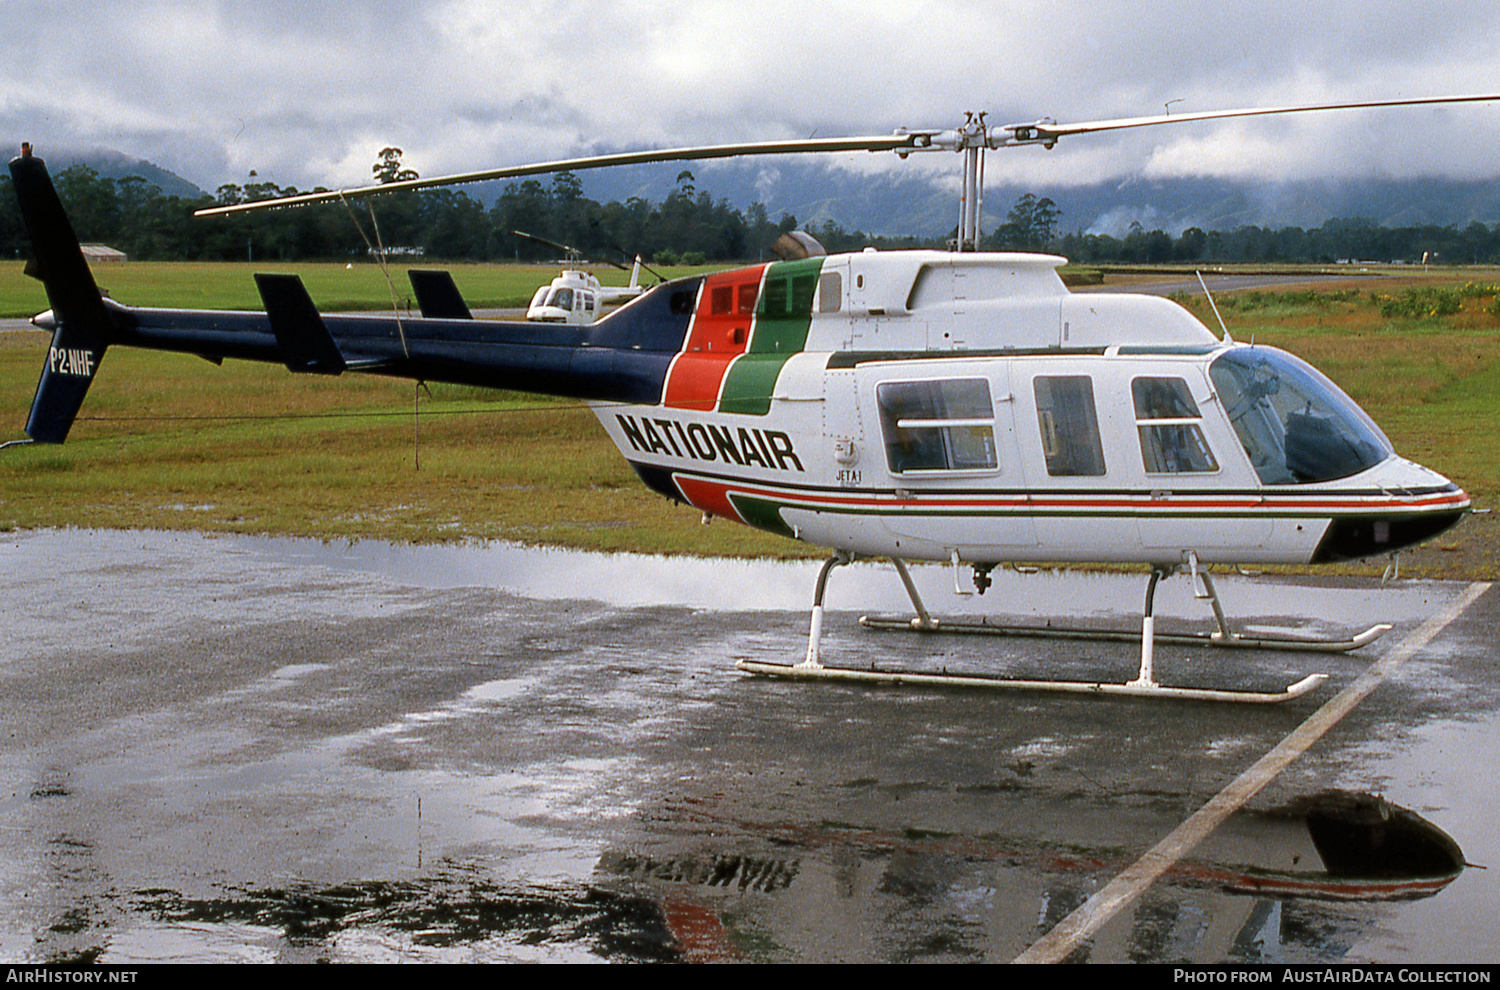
left=1209, top=347, right=1392, bottom=484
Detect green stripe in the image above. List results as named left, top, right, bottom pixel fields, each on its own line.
left=749, top=258, right=822, bottom=354
left=728, top=494, right=798, bottom=538
left=718, top=258, right=822, bottom=416
left=717, top=354, right=793, bottom=415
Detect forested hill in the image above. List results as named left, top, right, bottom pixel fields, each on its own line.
left=578, top=159, right=1500, bottom=238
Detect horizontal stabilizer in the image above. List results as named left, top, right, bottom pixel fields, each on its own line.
left=254, top=273, right=347, bottom=374
left=10, top=145, right=115, bottom=443
left=408, top=269, right=473, bottom=320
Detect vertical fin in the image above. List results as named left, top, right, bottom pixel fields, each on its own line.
left=254, top=273, right=348, bottom=373
left=408, top=269, right=473, bottom=320
left=9, top=145, right=115, bottom=443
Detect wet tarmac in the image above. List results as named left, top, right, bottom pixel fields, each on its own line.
left=0, top=530, right=1496, bottom=964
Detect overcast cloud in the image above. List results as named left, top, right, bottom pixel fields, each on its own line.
left=4, top=0, right=1500, bottom=196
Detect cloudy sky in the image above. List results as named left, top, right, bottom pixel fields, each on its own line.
left=5, top=0, right=1500, bottom=197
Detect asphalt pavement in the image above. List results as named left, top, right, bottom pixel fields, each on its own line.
left=1, top=531, right=1495, bottom=964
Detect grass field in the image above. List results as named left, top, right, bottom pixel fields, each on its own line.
left=0, top=259, right=702, bottom=317
left=2, top=262, right=1498, bottom=577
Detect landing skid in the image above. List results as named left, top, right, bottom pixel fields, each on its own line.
left=736, top=555, right=1383, bottom=704
left=735, top=659, right=1329, bottom=704
left=856, top=615, right=1390, bottom=653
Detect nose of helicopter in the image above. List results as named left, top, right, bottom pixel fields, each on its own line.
left=1310, top=457, right=1471, bottom=563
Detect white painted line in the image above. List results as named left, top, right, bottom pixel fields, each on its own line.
left=1013, top=581, right=1492, bottom=965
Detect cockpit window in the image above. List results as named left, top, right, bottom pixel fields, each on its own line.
left=1209, top=347, right=1392, bottom=484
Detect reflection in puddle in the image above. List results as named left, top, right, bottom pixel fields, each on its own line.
left=9, top=528, right=1457, bottom=628
left=121, top=873, right=678, bottom=964
left=88, top=791, right=1460, bottom=964
left=590, top=791, right=1463, bottom=963
left=103, top=919, right=283, bottom=965
left=246, top=533, right=1456, bottom=631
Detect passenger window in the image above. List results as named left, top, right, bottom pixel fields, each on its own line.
left=1132, top=377, right=1218, bottom=474
left=711, top=285, right=733, bottom=315
left=737, top=283, right=758, bottom=315
left=878, top=378, right=997, bottom=474
left=763, top=277, right=789, bottom=315
left=1033, top=376, right=1106, bottom=476
left=818, top=271, right=842, bottom=313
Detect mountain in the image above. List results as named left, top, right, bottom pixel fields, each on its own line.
left=991, top=175, right=1500, bottom=237
left=40, top=148, right=207, bottom=200
left=40, top=145, right=1500, bottom=238
left=556, top=159, right=1500, bottom=238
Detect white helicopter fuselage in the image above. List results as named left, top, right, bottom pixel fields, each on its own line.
left=593, top=250, right=1468, bottom=567
left=526, top=260, right=645, bottom=324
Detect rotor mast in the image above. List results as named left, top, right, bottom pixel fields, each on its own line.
left=955, top=113, right=988, bottom=252
left=931, top=111, right=1057, bottom=251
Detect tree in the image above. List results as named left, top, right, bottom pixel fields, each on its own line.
left=551, top=170, right=583, bottom=203
left=54, top=165, right=120, bottom=242
left=1029, top=196, right=1061, bottom=249
left=373, top=147, right=418, bottom=185
left=990, top=193, right=1061, bottom=251
left=1176, top=227, right=1207, bottom=261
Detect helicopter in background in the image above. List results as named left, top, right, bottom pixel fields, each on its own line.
left=9, top=94, right=1494, bottom=702
left=509, top=229, right=646, bottom=324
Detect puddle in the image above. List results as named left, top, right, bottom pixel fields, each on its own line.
left=0, top=529, right=1462, bottom=630
left=1340, top=708, right=1500, bottom=963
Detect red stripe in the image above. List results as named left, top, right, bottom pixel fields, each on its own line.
left=663, top=266, right=765, bottom=410
left=658, top=895, right=736, bottom=963
left=662, top=352, right=737, bottom=411
left=661, top=476, right=1467, bottom=515
left=674, top=475, right=746, bottom=523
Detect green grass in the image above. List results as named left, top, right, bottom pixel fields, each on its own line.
left=0, top=334, right=811, bottom=557
left=0, top=260, right=711, bottom=317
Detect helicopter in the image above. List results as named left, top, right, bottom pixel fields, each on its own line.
left=509, top=229, right=647, bottom=325
left=8, top=94, right=1490, bottom=703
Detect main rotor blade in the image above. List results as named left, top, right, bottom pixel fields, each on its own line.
left=1009, top=92, right=1500, bottom=143
left=194, top=133, right=926, bottom=217
left=194, top=92, right=1500, bottom=219
left=510, top=228, right=584, bottom=260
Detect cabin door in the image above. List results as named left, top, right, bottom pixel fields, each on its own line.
left=861, top=364, right=1038, bottom=560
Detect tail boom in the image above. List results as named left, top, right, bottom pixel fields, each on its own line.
left=7, top=144, right=701, bottom=443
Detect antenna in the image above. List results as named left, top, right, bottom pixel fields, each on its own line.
left=1196, top=271, right=1233, bottom=343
